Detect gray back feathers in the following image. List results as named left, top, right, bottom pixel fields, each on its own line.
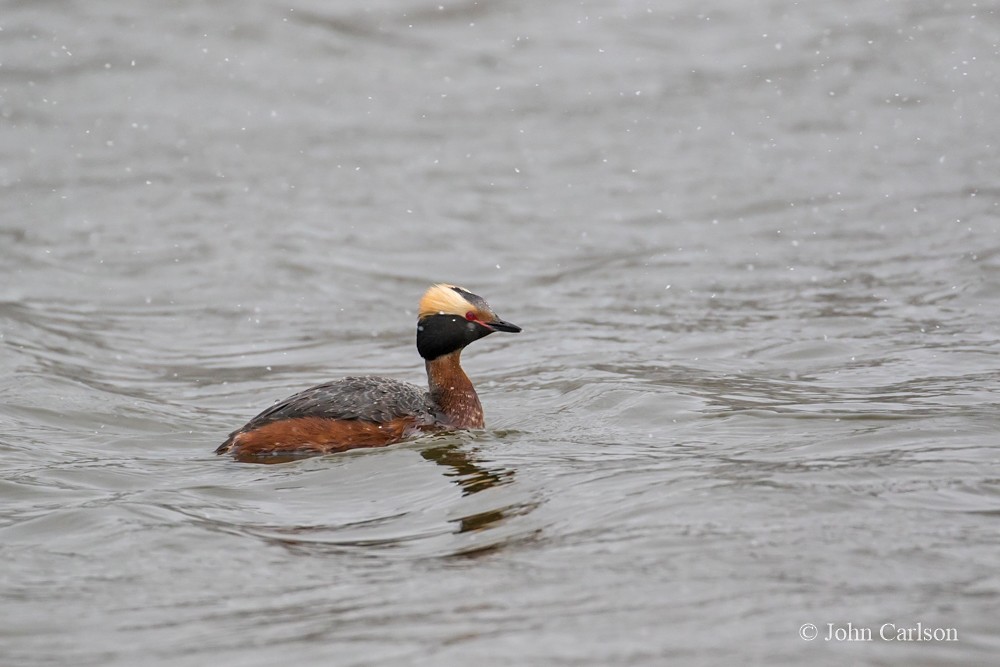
left=237, top=376, right=438, bottom=432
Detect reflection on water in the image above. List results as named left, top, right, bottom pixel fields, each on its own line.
left=420, top=441, right=514, bottom=496
left=421, top=440, right=526, bottom=535
left=185, top=437, right=527, bottom=559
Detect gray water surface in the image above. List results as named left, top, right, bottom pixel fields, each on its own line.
left=2, top=1, right=999, bottom=665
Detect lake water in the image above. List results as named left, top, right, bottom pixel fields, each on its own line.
left=2, top=1, right=999, bottom=665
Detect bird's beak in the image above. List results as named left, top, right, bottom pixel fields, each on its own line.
left=486, top=318, right=522, bottom=333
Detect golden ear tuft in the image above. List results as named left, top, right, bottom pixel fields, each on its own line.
left=418, top=284, right=474, bottom=319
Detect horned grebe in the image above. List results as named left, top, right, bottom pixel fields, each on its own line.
left=216, top=284, right=521, bottom=462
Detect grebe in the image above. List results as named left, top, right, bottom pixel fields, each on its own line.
left=216, top=284, right=521, bottom=462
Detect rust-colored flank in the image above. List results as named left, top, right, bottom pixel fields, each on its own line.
left=216, top=284, right=521, bottom=463
left=226, top=416, right=421, bottom=463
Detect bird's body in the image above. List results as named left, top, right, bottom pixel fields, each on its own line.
left=216, top=284, right=520, bottom=462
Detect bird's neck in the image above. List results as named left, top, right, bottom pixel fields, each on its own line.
left=426, top=350, right=484, bottom=428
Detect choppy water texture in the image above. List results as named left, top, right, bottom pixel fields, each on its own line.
left=2, top=1, right=999, bottom=665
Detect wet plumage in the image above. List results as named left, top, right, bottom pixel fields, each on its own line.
left=216, top=284, right=521, bottom=462
left=229, top=377, right=439, bottom=431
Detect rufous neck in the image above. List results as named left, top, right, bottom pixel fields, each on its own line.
left=425, top=350, right=484, bottom=429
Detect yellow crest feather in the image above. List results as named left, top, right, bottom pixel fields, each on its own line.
left=418, top=284, right=475, bottom=319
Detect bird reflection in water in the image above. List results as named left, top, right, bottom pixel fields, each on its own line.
left=223, top=439, right=524, bottom=556
left=419, top=441, right=515, bottom=533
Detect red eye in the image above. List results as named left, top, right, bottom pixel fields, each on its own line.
left=465, top=311, right=477, bottom=321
